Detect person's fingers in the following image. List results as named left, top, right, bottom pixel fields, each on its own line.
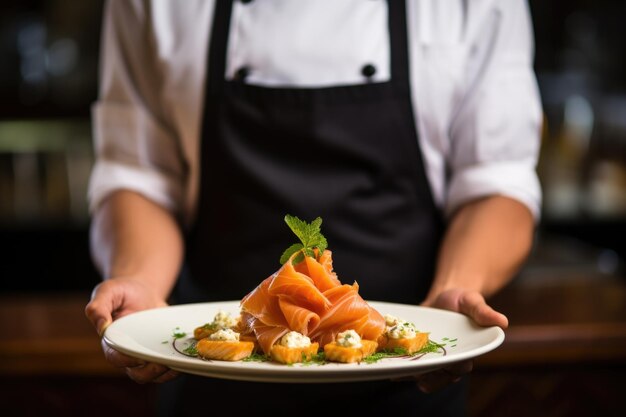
left=458, top=291, right=508, bottom=329
left=85, top=279, right=175, bottom=384
left=126, top=362, right=173, bottom=384
left=442, top=359, right=474, bottom=377
left=417, top=369, right=460, bottom=393
left=101, top=339, right=146, bottom=368
left=100, top=339, right=178, bottom=383
left=417, top=360, right=473, bottom=393
left=152, top=369, right=181, bottom=384
left=423, top=289, right=509, bottom=329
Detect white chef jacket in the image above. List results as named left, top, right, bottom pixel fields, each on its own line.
left=88, top=0, right=543, bottom=226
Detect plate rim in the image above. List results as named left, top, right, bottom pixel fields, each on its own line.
left=103, top=300, right=505, bottom=383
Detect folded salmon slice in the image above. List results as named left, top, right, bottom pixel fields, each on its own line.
left=294, top=250, right=341, bottom=292
left=240, top=250, right=385, bottom=355
left=309, top=282, right=385, bottom=347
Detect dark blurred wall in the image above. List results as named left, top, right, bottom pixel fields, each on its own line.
left=529, top=0, right=626, bottom=268
left=0, top=0, right=102, bottom=119
left=0, top=0, right=625, bottom=294
left=0, top=1, right=103, bottom=292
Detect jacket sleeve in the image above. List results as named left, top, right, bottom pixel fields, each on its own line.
left=446, top=0, right=543, bottom=219
left=88, top=0, right=186, bottom=215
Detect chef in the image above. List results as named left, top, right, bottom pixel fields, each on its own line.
left=85, top=0, right=542, bottom=416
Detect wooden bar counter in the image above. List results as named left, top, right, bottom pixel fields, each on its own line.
left=470, top=264, right=626, bottom=417
left=1, top=261, right=625, bottom=416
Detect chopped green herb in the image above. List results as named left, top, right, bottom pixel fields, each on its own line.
left=161, top=340, right=168, bottom=344
left=364, top=339, right=449, bottom=364
left=300, top=351, right=327, bottom=366
left=279, top=215, right=328, bottom=265
left=172, top=329, right=187, bottom=339
left=363, top=347, right=408, bottom=364
left=183, top=341, right=198, bottom=357
left=242, top=352, right=270, bottom=362
left=202, top=322, right=218, bottom=330
left=415, top=340, right=446, bottom=354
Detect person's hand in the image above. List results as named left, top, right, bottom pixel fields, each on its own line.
left=85, top=277, right=180, bottom=383
left=411, top=289, right=508, bottom=393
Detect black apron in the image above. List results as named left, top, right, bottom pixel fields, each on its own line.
left=163, top=1, right=465, bottom=416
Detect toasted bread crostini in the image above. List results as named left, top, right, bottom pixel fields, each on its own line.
left=194, top=310, right=240, bottom=340
left=270, top=331, right=319, bottom=364
left=323, top=329, right=378, bottom=363
left=194, top=324, right=217, bottom=340
left=381, top=332, right=429, bottom=354
left=381, top=319, right=429, bottom=354
left=324, top=340, right=378, bottom=363
left=196, top=329, right=254, bottom=361
left=270, top=343, right=320, bottom=364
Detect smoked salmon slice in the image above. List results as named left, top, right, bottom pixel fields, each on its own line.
left=240, top=250, right=385, bottom=355
left=294, top=250, right=341, bottom=292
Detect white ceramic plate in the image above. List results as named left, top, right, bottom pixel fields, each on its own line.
left=103, top=300, right=504, bottom=383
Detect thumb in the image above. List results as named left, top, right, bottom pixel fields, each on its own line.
left=96, top=317, right=112, bottom=337
left=457, top=291, right=509, bottom=329
left=85, top=282, right=117, bottom=336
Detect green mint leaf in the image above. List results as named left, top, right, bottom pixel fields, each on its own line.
left=280, top=214, right=328, bottom=265
left=284, top=215, right=310, bottom=245
left=310, top=217, right=322, bottom=231
left=280, top=243, right=304, bottom=265
left=313, top=235, right=327, bottom=255
left=293, top=252, right=305, bottom=265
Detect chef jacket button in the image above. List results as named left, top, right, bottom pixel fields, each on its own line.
left=234, top=66, right=250, bottom=81
left=361, top=64, right=376, bottom=78
left=240, top=0, right=253, bottom=4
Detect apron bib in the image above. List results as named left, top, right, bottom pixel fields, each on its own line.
left=162, top=2, right=465, bottom=416
left=183, top=0, right=443, bottom=305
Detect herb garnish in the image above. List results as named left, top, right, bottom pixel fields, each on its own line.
left=172, top=327, right=187, bottom=339
left=201, top=322, right=218, bottom=331
left=279, top=215, right=328, bottom=265
left=300, top=351, right=327, bottom=366
left=242, top=352, right=271, bottom=362
left=417, top=340, right=447, bottom=354
left=363, top=339, right=449, bottom=364
left=183, top=340, right=198, bottom=357
left=363, top=347, right=409, bottom=364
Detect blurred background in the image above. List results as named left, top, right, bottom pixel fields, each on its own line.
left=0, top=1, right=624, bottom=416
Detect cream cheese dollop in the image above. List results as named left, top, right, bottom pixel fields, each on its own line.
left=279, top=331, right=311, bottom=348
left=384, top=314, right=404, bottom=327
left=387, top=322, right=417, bottom=340
left=208, top=328, right=240, bottom=342
left=336, top=329, right=362, bottom=348
left=211, top=310, right=240, bottom=330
